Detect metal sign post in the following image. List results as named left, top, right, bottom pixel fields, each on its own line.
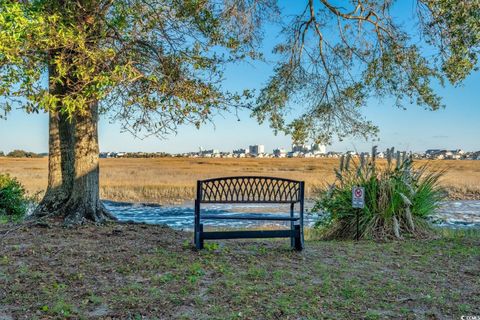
left=352, top=187, right=365, bottom=241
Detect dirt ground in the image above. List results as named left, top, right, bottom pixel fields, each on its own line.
left=0, top=222, right=479, bottom=319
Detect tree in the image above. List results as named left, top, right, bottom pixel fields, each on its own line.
left=254, top=0, right=479, bottom=145
left=6, top=149, right=41, bottom=158
left=1, top=0, right=478, bottom=225
left=0, top=0, right=275, bottom=224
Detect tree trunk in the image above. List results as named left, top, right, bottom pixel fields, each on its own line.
left=33, top=60, right=75, bottom=217
left=34, top=61, right=115, bottom=225
left=34, top=49, right=115, bottom=225
left=35, top=103, right=116, bottom=225
left=33, top=112, right=75, bottom=216
left=62, top=103, right=116, bottom=226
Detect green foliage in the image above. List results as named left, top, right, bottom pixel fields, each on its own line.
left=0, top=173, right=28, bottom=219
left=0, top=0, right=275, bottom=134
left=313, top=147, right=446, bottom=240
left=253, top=0, right=479, bottom=144
left=6, top=149, right=41, bottom=158
left=421, top=0, right=480, bottom=84
left=1, top=0, right=478, bottom=144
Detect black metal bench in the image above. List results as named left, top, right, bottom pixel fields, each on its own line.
left=194, top=176, right=305, bottom=251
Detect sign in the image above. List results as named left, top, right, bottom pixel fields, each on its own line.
left=352, top=187, right=365, bottom=208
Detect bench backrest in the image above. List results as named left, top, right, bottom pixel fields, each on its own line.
left=196, top=176, right=304, bottom=204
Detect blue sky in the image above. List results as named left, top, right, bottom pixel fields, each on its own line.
left=0, top=1, right=479, bottom=154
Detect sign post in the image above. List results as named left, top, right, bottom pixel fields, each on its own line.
left=352, top=187, right=365, bottom=241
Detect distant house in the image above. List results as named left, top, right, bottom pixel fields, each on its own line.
left=273, top=148, right=287, bottom=158
left=465, top=151, right=480, bottom=160
left=326, top=152, right=341, bottom=158
left=425, top=149, right=442, bottom=158
left=99, top=152, right=123, bottom=158
left=425, top=149, right=464, bottom=160
left=233, top=148, right=248, bottom=155
left=376, top=152, right=385, bottom=159
left=312, top=144, right=327, bottom=154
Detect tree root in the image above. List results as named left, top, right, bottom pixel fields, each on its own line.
left=63, top=200, right=117, bottom=227
left=32, top=193, right=117, bottom=227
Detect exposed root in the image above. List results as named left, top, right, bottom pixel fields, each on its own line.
left=63, top=200, right=117, bottom=227
left=31, top=190, right=70, bottom=218
left=32, top=192, right=117, bottom=227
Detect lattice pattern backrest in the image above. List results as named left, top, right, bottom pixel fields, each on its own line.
left=199, top=176, right=301, bottom=203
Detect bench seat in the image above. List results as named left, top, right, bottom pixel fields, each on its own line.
left=201, top=214, right=299, bottom=221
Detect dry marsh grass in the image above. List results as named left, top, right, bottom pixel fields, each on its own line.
left=1, top=157, right=479, bottom=204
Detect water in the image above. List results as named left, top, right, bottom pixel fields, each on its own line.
left=428, top=201, right=480, bottom=228
left=104, top=200, right=480, bottom=230
left=105, top=201, right=320, bottom=230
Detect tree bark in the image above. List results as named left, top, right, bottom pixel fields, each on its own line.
left=35, top=103, right=116, bottom=225
left=33, top=112, right=75, bottom=217
left=62, top=103, right=116, bottom=226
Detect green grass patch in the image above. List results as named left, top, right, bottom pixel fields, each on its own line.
left=0, top=223, right=478, bottom=319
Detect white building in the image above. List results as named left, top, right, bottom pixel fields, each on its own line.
left=312, top=144, right=327, bottom=154
left=249, top=145, right=265, bottom=156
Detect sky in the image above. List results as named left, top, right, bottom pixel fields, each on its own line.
left=0, top=1, right=479, bottom=154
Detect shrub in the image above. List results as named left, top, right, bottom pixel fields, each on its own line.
left=6, top=149, right=41, bottom=158
left=0, top=174, right=28, bottom=219
left=313, top=147, right=446, bottom=240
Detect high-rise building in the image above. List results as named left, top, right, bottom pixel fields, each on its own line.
left=249, top=144, right=265, bottom=155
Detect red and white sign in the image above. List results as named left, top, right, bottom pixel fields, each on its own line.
left=352, top=187, right=365, bottom=208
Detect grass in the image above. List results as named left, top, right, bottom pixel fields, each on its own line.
left=315, top=151, right=446, bottom=240
left=0, top=157, right=479, bottom=204
left=0, top=223, right=478, bottom=319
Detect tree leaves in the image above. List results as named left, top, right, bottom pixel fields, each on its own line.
left=0, top=0, right=275, bottom=136
left=255, top=0, right=479, bottom=144
left=1, top=0, right=478, bottom=142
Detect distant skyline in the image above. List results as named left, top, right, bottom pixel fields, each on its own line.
left=1, top=1, right=479, bottom=154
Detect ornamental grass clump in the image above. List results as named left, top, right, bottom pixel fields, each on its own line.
left=314, top=147, right=446, bottom=240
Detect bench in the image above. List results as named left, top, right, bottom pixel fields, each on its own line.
left=194, top=176, right=305, bottom=251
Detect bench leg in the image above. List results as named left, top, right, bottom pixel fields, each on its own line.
left=195, top=223, right=204, bottom=250
left=294, top=224, right=303, bottom=251
left=290, top=203, right=295, bottom=248
left=290, top=221, right=295, bottom=248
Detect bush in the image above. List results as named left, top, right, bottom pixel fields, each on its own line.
left=0, top=174, right=28, bottom=219
left=6, top=149, right=41, bottom=158
left=313, top=147, right=446, bottom=240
